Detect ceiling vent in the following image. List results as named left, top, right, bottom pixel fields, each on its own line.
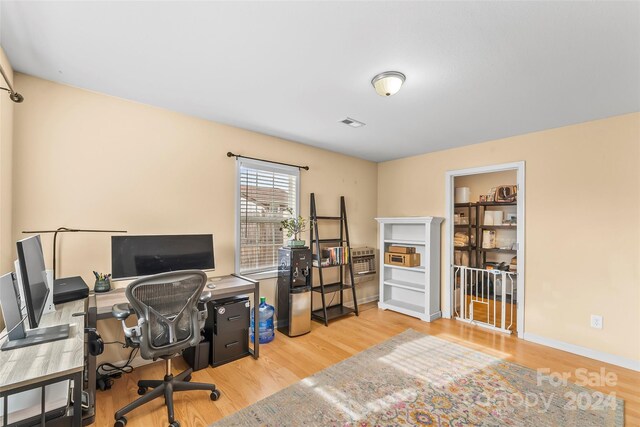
left=340, top=117, right=365, bottom=128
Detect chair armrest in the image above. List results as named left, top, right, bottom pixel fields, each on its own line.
left=112, top=303, right=132, bottom=320
left=196, top=292, right=213, bottom=328
left=199, top=291, right=213, bottom=304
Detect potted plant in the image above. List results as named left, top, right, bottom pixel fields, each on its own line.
left=280, top=208, right=310, bottom=248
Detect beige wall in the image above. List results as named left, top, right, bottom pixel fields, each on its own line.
left=0, top=46, right=15, bottom=331
left=378, top=113, right=640, bottom=362
left=12, top=73, right=378, bottom=362
left=8, top=71, right=639, bottom=366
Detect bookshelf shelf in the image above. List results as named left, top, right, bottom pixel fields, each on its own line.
left=383, top=239, right=426, bottom=245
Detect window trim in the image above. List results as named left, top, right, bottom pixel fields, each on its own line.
left=235, top=158, right=300, bottom=276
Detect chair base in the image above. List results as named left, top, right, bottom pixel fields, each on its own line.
left=114, top=360, right=219, bottom=427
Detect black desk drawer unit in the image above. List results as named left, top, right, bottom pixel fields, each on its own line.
left=204, top=297, right=250, bottom=367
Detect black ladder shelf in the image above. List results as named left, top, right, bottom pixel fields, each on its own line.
left=309, top=193, right=359, bottom=326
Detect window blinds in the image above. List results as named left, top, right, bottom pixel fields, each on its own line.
left=238, top=160, right=299, bottom=274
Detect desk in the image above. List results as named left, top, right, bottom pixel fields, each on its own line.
left=89, top=274, right=260, bottom=358
left=0, top=299, right=85, bottom=427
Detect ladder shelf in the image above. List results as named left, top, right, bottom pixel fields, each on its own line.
left=309, top=193, right=359, bottom=326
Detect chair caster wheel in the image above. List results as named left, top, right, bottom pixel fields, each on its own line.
left=137, top=386, right=147, bottom=395
left=210, top=389, right=221, bottom=401
left=114, top=417, right=127, bottom=427
left=169, top=422, right=180, bottom=427
left=184, top=375, right=192, bottom=382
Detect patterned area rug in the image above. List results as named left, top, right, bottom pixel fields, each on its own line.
left=212, top=329, right=624, bottom=426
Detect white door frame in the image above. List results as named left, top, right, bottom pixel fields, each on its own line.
left=443, top=161, right=526, bottom=338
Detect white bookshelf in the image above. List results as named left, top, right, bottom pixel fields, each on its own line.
left=375, top=217, right=444, bottom=322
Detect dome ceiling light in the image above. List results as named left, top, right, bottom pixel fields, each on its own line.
left=371, top=71, right=406, bottom=97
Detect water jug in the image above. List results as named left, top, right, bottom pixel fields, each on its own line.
left=250, top=296, right=275, bottom=344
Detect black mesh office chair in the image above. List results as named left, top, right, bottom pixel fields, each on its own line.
left=111, top=270, right=220, bottom=427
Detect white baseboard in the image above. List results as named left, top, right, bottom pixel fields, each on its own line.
left=428, top=311, right=442, bottom=322
left=344, top=293, right=380, bottom=307
left=524, top=332, right=640, bottom=372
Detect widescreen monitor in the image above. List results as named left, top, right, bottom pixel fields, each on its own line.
left=111, top=234, right=215, bottom=280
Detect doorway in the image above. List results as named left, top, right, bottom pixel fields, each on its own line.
left=443, top=162, right=525, bottom=338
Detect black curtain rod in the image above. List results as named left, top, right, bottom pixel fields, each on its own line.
left=227, top=152, right=309, bottom=171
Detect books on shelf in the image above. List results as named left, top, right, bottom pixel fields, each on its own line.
left=312, top=246, right=349, bottom=267
left=325, top=246, right=349, bottom=265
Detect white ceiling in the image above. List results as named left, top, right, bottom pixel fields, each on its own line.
left=1, top=1, right=639, bottom=162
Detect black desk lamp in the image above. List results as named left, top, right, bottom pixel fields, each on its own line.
left=22, top=227, right=127, bottom=280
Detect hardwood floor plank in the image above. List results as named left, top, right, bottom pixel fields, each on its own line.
left=96, top=303, right=640, bottom=426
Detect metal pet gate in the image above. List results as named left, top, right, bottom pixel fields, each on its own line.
left=453, top=266, right=517, bottom=334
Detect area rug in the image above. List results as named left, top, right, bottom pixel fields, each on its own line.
left=212, top=329, right=624, bottom=426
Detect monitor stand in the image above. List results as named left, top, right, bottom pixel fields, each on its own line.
left=1, top=324, right=70, bottom=351
left=0, top=272, right=69, bottom=352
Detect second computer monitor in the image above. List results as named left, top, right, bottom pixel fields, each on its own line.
left=16, top=235, right=50, bottom=329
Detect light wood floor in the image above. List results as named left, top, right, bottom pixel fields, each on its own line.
left=464, top=295, right=517, bottom=332
left=96, top=303, right=640, bottom=426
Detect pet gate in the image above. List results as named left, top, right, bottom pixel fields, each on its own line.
left=453, top=266, right=517, bottom=334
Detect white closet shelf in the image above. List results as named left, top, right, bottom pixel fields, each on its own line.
left=383, top=264, right=425, bottom=272
left=383, top=239, right=426, bottom=245
left=383, top=279, right=425, bottom=292
left=380, top=299, right=425, bottom=315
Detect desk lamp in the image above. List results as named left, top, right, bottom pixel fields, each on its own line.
left=22, top=227, right=127, bottom=280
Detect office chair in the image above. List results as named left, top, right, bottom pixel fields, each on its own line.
left=111, top=270, right=220, bottom=427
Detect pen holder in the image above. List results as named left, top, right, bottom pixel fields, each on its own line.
left=94, top=278, right=111, bottom=293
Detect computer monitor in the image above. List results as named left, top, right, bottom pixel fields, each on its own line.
left=16, top=235, right=50, bottom=329
left=0, top=235, right=69, bottom=351
left=111, top=234, right=215, bottom=280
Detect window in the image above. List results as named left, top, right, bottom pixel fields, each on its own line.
left=236, top=158, right=299, bottom=275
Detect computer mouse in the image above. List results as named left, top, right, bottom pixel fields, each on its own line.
left=207, top=283, right=216, bottom=289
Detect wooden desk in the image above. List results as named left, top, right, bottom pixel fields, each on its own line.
left=90, top=274, right=260, bottom=358
left=0, top=299, right=85, bottom=426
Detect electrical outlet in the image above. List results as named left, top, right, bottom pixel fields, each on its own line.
left=590, top=315, right=603, bottom=329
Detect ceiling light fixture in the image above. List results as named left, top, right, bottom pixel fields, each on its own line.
left=371, top=71, right=405, bottom=97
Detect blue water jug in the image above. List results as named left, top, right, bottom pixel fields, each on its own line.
left=250, top=297, right=275, bottom=344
